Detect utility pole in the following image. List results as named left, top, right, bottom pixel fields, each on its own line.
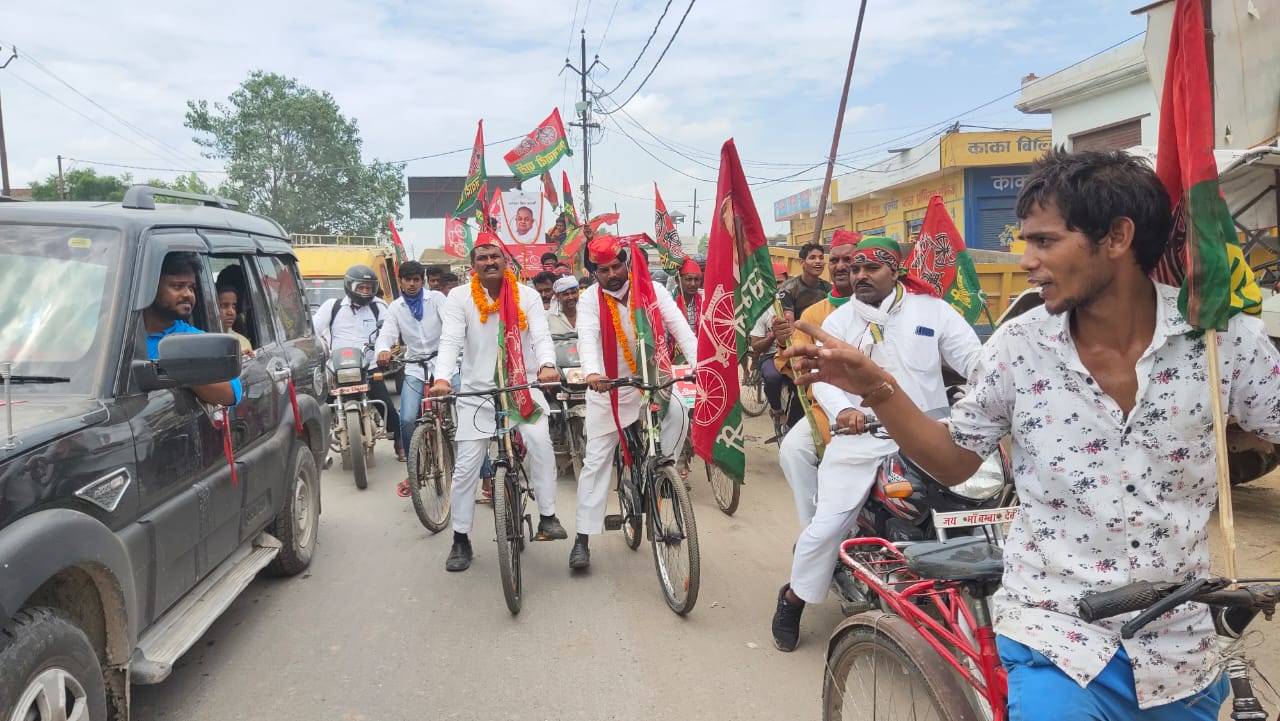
left=56, top=155, right=66, bottom=199
left=563, top=31, right=601, bottom=222
left=0, top=45, right=16, bottom=197
left=810, top=0, right=868, bottom=246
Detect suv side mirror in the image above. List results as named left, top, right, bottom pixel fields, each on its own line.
left=135, top=333, right=241, bottom=391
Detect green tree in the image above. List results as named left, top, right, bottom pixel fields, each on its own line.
left=146, top=172, right=213, bottom=196
left=185, top=71, right=404, bottom=235
left=29, top=167, right=132, bottom=201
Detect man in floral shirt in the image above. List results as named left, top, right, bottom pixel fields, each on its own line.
left=783, top=149, right=1280, bottom=720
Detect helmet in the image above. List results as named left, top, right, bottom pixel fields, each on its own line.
left=344, top=264, right=379, bottom=306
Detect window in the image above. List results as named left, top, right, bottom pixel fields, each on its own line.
left=210, top=256, right=271, bottom=349
left=1071, top=117, right=1143, bottom=152
left=257, top=255, right=312, bottom=341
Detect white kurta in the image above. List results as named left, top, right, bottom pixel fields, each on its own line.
left=374, top=291, right=448, bottom=381
left=434, top=281, right=557, bottom=442
left=576, top=282, right=698, bottom=438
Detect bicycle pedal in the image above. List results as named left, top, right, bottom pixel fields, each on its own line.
left=604, top=514, right=624, bottom=531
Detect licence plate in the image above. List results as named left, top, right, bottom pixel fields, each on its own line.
left=335, top=383, right=369, bottom=395
left=932, top=506, right=1018, bottom=530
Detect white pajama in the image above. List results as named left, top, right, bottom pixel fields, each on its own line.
left=575, top=399, right=689, bottom=535
left=778, top=422, right=819, bottom=526
left=450, top=415, right=557, bottom=534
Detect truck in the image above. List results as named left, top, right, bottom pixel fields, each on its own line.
left=291, top=234, right=400, bottom=313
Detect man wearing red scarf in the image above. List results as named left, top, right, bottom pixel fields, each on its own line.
left=570, top=235, right=698, bottom=570
left=431, top=235, right=568, bottom=572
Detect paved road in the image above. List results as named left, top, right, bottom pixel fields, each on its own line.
left=132, top=415, right=1280, bottom=721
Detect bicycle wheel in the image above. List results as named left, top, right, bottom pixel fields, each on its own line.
left=492, top=465, right=524, bottom=615
left=648, top=464, right=700, bottom=615
left=407, top=420, right=452, bottom=533
left=739, top=362, right=768, bottom=418
left=614, top=450, right=642, bottom=551
left=823, top=623, right=979, bottom=721
left=705, top=461, right=740, bottom=515
left=345, top=409, right=368, bottom=490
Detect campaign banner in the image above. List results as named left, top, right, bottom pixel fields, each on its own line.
left=499, top=190, right=547, bottom=245
left=505, top=242, right=558, bottom=280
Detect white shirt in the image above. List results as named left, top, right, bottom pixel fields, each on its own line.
left=949, top=283, right=1280, bottom=708
left=750, top=306, right=777, bottom=354
left=313, top=296, right=389, bottom=369
left=577, top=281, right=698, bottom=438
left=435, top=281, right=556, bottom=441
left=374, top=291, right=448, bottom=381
left=812, top=290, right=982, bottom=422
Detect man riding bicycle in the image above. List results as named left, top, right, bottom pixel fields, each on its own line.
left=313, top=264, right=401, bottom=459
left=782, top=149, right=1280, bottom=720
left=571, top=234, right=698, bottom=570
left=770, top=234, right=980, bottom=653
left=375, top=261, right=447, bottom=492
left=430, top=236, right=568, bottom=572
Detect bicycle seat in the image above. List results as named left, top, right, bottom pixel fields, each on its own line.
left=902, top=536, right=1004, bottom=584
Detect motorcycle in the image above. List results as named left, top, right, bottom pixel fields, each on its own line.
left=328, top=338, right=388, bottom=490
left=831, top=403, right=1018, bottom=616
left=547, top=331, right=587, bottom=480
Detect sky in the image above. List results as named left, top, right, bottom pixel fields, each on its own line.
left=1, top=1, right=1148, bottom=259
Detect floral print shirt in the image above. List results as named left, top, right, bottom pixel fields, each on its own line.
left=948, top=283, right=1280, bottom=709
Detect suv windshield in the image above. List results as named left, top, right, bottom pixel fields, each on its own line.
left=0, top=224, right=123, bottom=394
left=304, top=278, right=345, bottom=312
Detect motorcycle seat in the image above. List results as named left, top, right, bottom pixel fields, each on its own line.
left=902, top=536, right=1004, bottom=584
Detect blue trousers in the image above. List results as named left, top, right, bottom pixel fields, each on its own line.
left=998, top=637, right=1227, bottom=721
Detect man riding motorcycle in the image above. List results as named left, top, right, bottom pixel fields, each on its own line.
left=781, top=149, right=1280, bottom=720
left=571, top=235, right=698, bottom=570
left=770, top=235, right=982, bottom=653
left=313, top=264, right=401, bottom=459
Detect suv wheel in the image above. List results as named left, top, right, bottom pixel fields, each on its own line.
left=0, top=607, right=108, bottom=721
left=267, top=443, right=321, bottom=576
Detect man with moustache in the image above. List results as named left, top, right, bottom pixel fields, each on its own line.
left=770, top=234, right=981, bottom=653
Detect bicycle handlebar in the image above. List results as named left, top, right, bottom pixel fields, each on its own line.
left=1077, top=578, right=1280, bottom=638
left=441, top=381, right=561, bottom=400
left=601, top=375, right=694, bottom=392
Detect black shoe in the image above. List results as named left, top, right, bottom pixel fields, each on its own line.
left=535, top=514, right=568, bottom=541
left=446, top=540, right=473, bottom=572
left=772, top=584, right=805, bottom=652
left=568, top=535, right=590, bottom=570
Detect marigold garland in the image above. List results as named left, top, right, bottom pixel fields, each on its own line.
left=471, top=270, right=527, bottom=329
left=603, top=292, right=638, bottom=375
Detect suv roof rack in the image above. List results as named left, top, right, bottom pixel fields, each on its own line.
left=122, top=184, right=240, bottom=211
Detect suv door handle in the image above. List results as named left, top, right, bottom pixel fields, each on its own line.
left=267, top=360, right=292, bottom=381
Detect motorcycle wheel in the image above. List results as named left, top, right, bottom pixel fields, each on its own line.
left=346, top=408, right=368, bottom=490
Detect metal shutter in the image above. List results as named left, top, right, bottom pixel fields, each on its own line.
left=1071, top=118, right=1143, bottom=152
left=977, top=200, right=1019, bottom=251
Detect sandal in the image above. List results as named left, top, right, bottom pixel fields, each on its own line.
left=477, top=478, right=494, bottom=505
left=396, top=478, right=411, bottom=498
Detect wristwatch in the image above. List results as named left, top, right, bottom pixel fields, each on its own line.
left=539, top=362, right=557, bottom=371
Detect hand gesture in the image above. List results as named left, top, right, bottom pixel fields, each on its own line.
left=428, top=379, right=452, bottom=398
left=779, top=321, right=892, bottom=397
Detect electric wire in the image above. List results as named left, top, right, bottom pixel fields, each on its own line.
left=595, top=0, right=696, bottom=116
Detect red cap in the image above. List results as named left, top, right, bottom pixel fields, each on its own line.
left=830, top=229, right=863, bottom=248
left=587, top=234, right=623, bottom=265
left=772, top=260, right=788, bottom=277
left=680, top=256, right=701, bottom=275
left=474, top=230, right=502, bottom=248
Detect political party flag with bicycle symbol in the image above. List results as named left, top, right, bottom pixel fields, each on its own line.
left=653, top=184, right=688, bottom=272
left=503, top=108, right=572, bottom=182
left=902, top=195, right=984, bottom=323
left=692, top=139, right=776, bottom=483
left=453, top=120, right=487, bottom=218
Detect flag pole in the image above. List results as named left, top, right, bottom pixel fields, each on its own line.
left=808, top=0, right=868, bottom=246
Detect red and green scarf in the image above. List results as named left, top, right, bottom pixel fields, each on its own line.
left=492, top=271, right=541, bottom=424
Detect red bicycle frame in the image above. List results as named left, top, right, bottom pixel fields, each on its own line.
left=838, top=537, right=1008, bottom=721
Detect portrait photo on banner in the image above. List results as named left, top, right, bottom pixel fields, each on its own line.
left=500, top=189, right=546, bottom=245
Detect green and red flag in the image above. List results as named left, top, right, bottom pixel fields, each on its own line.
left=541, top=170, right=559, bottom=209
left=1151, top=0, right=1262, bottom=329
left=387, top=217, right=409, bottom=265
left=486, top=232, right=541, bottom=425
left=653, top=184, right=688, bottom=272
left=902, top=195, right=984, bottom=323
left=560, top=170, right=580, bottom=230
left=692, top=139, right=777, bottom=482
left=503, top=108, right=573, bottom=181
left=626, top=233, right=675, bottom=397
left=453, top=120, right=487, bottom=218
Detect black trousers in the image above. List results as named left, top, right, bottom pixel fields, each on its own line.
left=761, top=358, right=804, bottom=428
left=367, top=377, right=402, bottom=450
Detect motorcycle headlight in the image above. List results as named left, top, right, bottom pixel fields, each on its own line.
left=336, top=367, right=364, bottom=384
left=949, top=452, right=1007, bottom=501
left=564, top=367, right=586, bottom=385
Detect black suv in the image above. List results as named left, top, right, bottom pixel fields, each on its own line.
left=0, top=187, right=329, bottom=719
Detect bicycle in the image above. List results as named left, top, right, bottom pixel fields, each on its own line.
left=442, top=380, right=558, bottom=615
left=600, top=375, right=701, bottom=616
left=822, top=531, right=1280, bottom=721
left=739, top=353, right=770, bottom=418
left=672, top=365, right=740, bottom=516
left=404, top=355, right=454, bottom=533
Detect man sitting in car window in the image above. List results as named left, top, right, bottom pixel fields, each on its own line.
left=143, top=252, right=242, bottom=406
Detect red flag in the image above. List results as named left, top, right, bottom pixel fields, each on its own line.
left=588, top=213, right=620, bottom=233
left=495, top=271, right=540, bottom=423
left=541, top=170, right=559, bottom=209
left=653, top=184, right=688, bottom=271
left=901, top=196, right=984, bottom=323
left=444, top=216, right=470, bottom=258
left=561, top=171, right=580, bottom=228
left=692, top=140, right=776, bottom=482
left=388, top=217, right=407, bottom=265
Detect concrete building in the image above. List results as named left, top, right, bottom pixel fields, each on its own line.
left=1015, top=37, right=1158, bottom=152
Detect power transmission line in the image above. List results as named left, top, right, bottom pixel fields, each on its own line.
left=596, top=0, right=696, bottom=115
left=597, top=0, right=673, bottom=96
left=595, top=0, right=621, bottom=54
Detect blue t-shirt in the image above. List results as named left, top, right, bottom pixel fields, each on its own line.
left=146, top=319, right=243, bottom=405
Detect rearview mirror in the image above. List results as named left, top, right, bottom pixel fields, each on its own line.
left=154, top=333, right=241, bottom=387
